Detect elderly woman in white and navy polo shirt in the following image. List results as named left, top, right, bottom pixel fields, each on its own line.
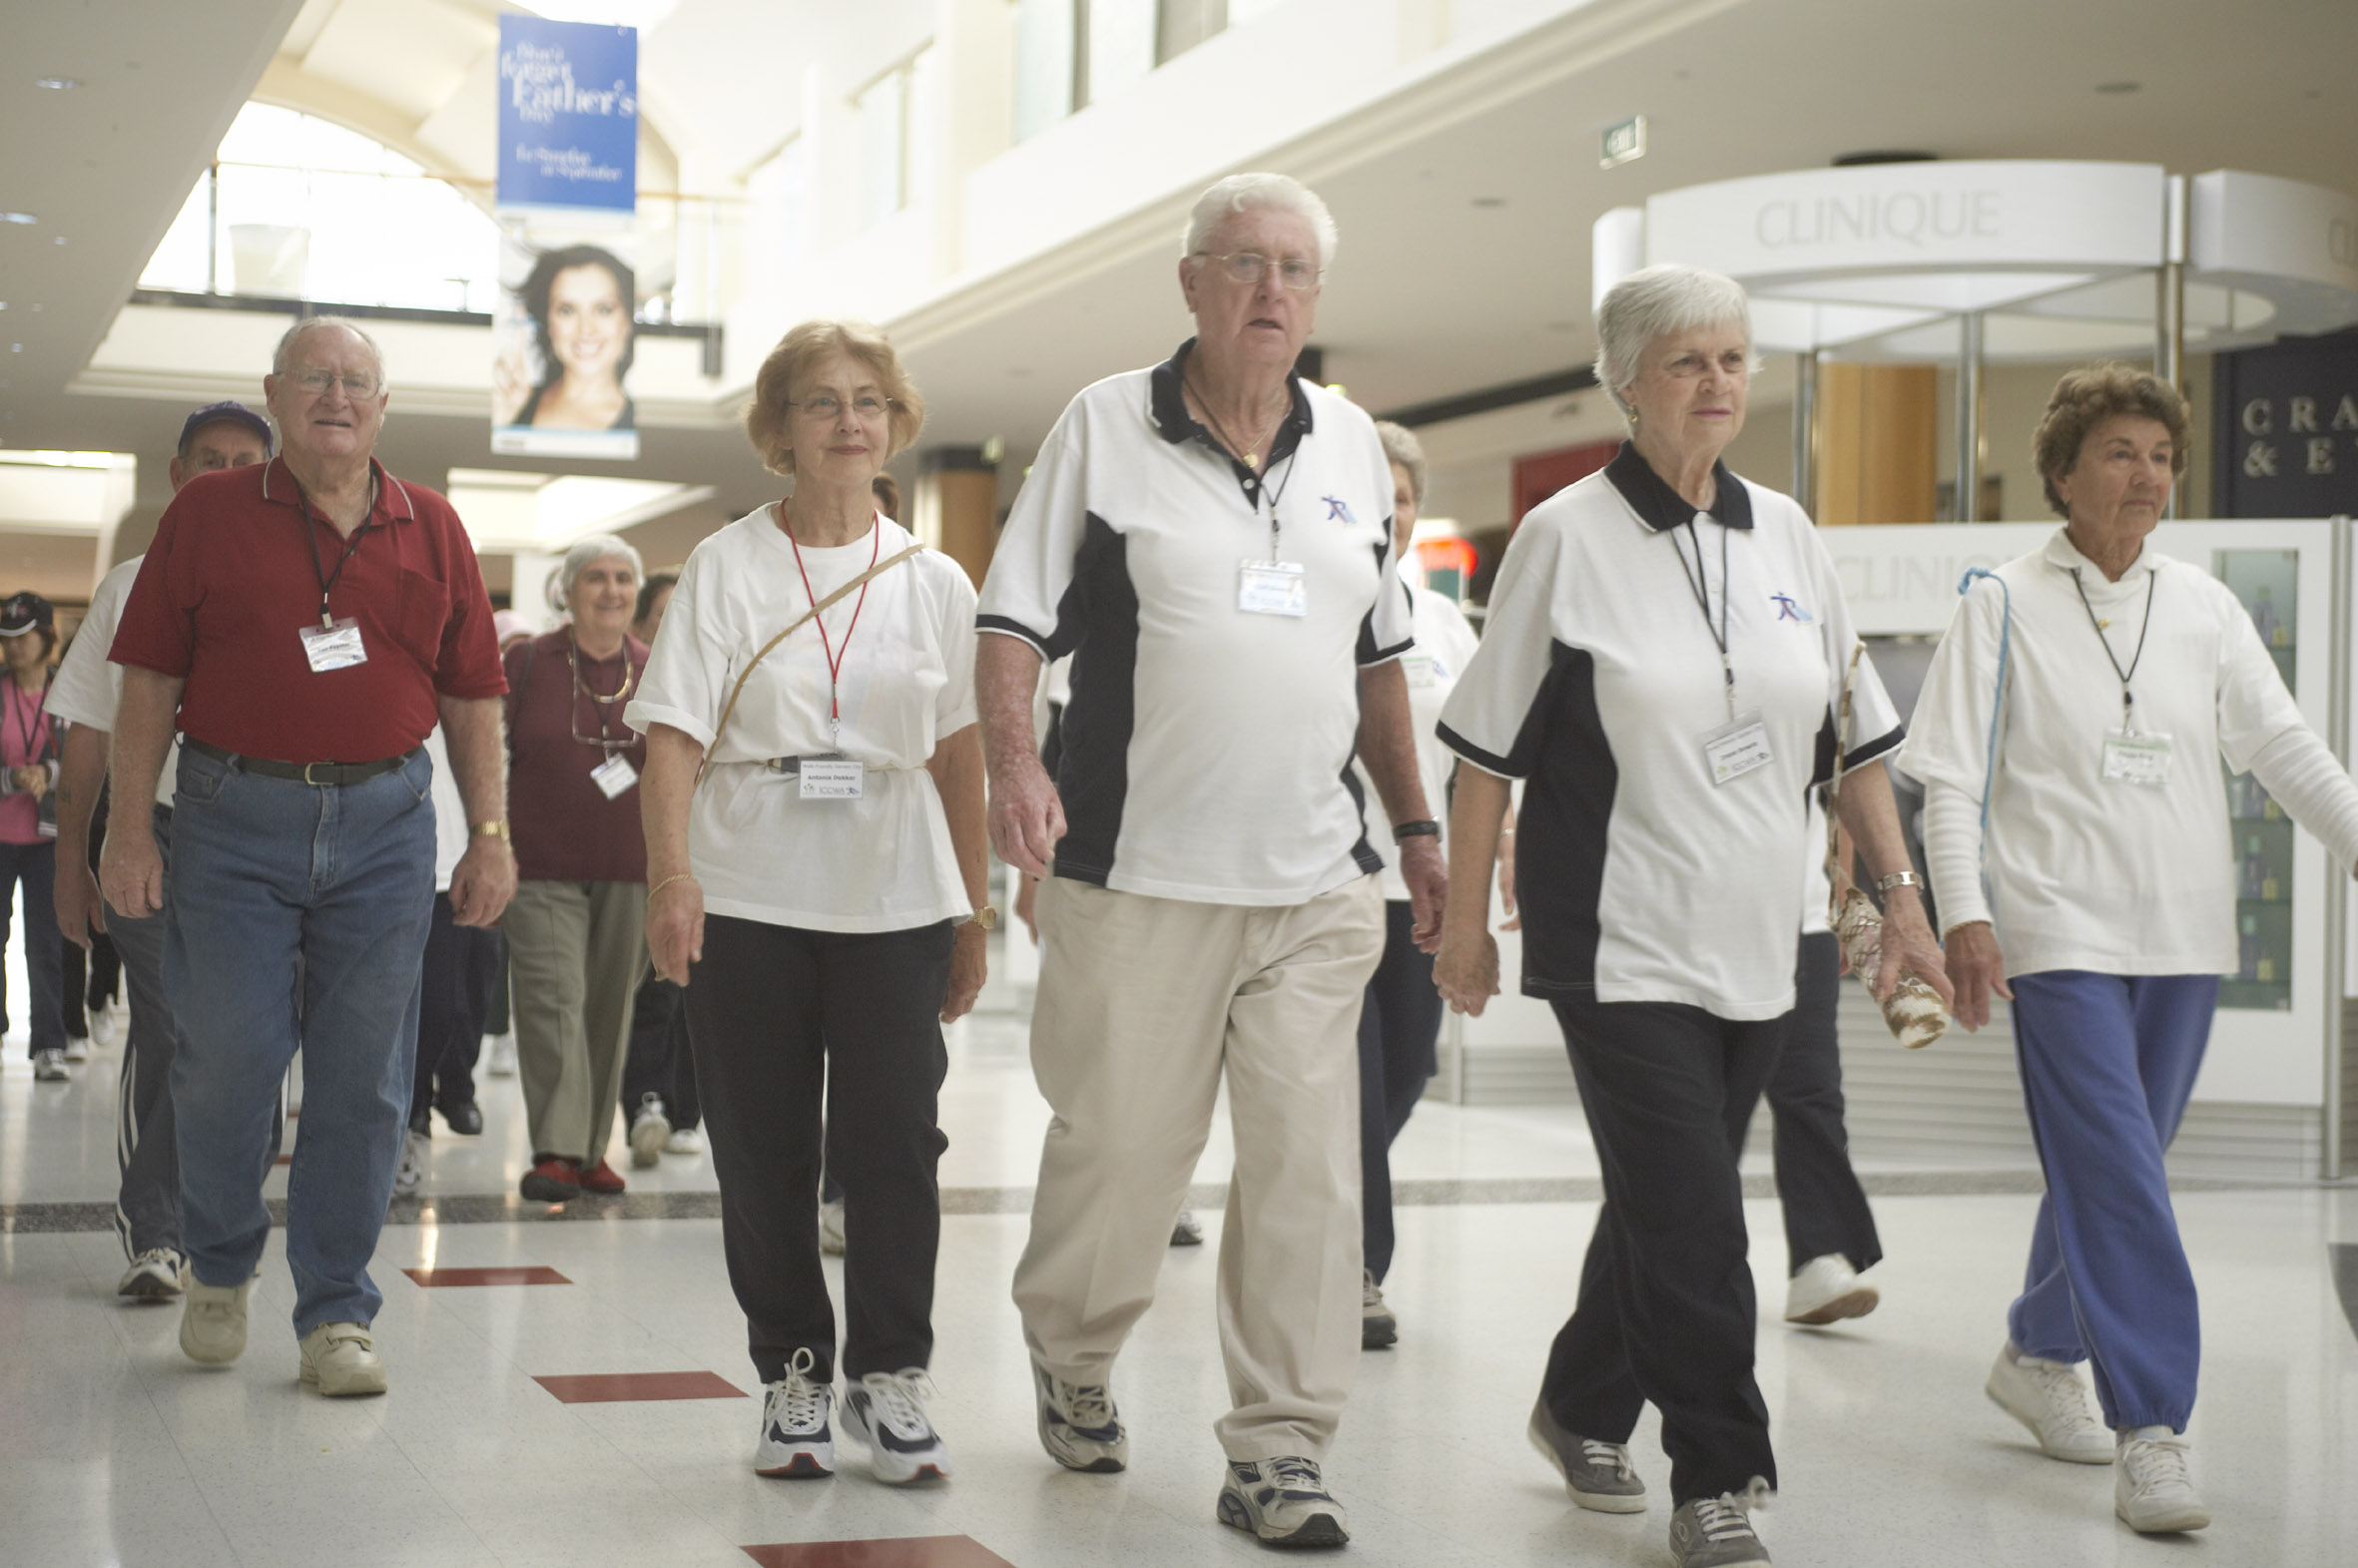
left=1434, top=264, right=1950, bottom=1568
left=1903, top=364, right=2358, bottom=1538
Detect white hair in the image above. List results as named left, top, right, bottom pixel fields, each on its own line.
left=1181, top=173, right=1339, bottom=270
left=1592, top=264, right=1755, bottom=421
left=1374, top=419, right=1427, bottom=507
left=273, top=315, right=386, bottom=385
left=556, top=533, right=644, bottom=602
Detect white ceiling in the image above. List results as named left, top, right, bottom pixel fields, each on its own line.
left=3, top=0, right=2355, bottom=555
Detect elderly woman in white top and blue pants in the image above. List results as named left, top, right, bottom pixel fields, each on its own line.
left=1904, top=364, right=2358, bottom=1538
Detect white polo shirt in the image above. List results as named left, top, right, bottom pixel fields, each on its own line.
left=1356, top=582, right=1480, bottom=901
left=977, top=340, right=1413, bottom=906
left=46, top=555, right=178, bottom=809
left=1438, top=444, right=1901, bottom=1020
left=626, top=509, right=977, bottom=933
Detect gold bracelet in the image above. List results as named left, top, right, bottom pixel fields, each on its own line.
left=647, top=872, right=698, bottom=904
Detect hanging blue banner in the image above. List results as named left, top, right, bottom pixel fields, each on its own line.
left=496, top=16, right=638, bottom=215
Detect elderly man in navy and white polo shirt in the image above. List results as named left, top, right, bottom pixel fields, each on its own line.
left=977, top=173, right=1444, bottom=1550
left=50, top=399, right=275, bottom=1303
left=103, top=317, right=514, bottom=1397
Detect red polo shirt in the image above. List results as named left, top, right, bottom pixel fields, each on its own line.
left=110, top=456, right=506, bottom=764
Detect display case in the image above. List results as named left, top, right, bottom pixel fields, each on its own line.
left=2215, top=548, right=2301, bottom=1010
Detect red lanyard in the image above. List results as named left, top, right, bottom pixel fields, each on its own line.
left=7, top=677, right=48, bottom=769
left=787, top=516, right=882, bottom=751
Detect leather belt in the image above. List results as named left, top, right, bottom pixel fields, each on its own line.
left=185, top=738, right=418, bottom=786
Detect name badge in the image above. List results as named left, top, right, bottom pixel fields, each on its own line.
left=800, top=756, right=865, bottom=799
left=2101, top=729, right=2172, bottom=785
left=1238, top=561, right=1308, bottom=618
left=300, top=617, right=367, bottom=673
left=1703, top=710, right=1774, bottom=786
left=590, top=755, right=639, bottom=799
left=1403, top=654, right=1438, bottom=690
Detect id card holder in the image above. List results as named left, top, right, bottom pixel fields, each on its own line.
left=300, top=617, right=367, bottom=673
left=799, top=755, right=866, bottom=799
left=590, top=755, right=639, bottom=799
left=1702, top=710, right=1773, bottom=786
left=1238, top=561, right=1308, bottom=618
left=1402, top=654, right=1438, bottom=690
left=2100, top=729, right=2172, bottom=786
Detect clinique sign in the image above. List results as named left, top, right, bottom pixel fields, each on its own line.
left=1753, top=190, right=2003, bottom=250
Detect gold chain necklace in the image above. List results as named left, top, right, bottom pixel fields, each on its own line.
left=1184, top=369, right=1288, bottom=471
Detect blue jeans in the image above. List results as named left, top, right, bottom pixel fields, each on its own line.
left=2007, top=969, right=2216, bottom=1432
left=0, top=838, right=64, bottom=1056
left=166, top=745, right=435, bottom=1336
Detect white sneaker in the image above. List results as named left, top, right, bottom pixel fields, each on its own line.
left=32, top=1048, right=68, bottom=1081
left=298, top=1321, right=387, bottom=1396
left=1217, top=1456, right=1350, bottom=1547
left=663, top=1125, right=704, bottom=1156
left=628, top=1097, right=670, bottom=1170
left=485, top=1033, right=517, bottom=1078
left=180, top=1275, right=255, bottom=1364
left=392, top=1129, right=427, bottom=1199
left=62, top=1034, right=90, bottom=1063
left=754, top=1347, right=835, bottom=1477
left=1986, top=1342, right=2114, bottom=1463
left=818, top=1198, right=847, bottom=1256
left=118, top=1248, right=186, bottom=1301
left=1031, top=1356, right=1127, bottom=1472
left=92, top=1006, right=119, bottom=1048
left=1783, top=1254, right=1879, bottom=1324
left=2116, top=1427, right=2207, bottom=1532
left=842, top=1368, right=949, bottom=1484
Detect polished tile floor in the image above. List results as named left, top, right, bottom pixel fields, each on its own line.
left=3, top=975, right=2356, bottom=1565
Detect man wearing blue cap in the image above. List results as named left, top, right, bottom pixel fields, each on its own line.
left=49, top=400, right=273, bottom=1300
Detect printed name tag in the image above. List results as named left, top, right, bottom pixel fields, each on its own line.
left=1403, top=654, right=1438, bottom=690
left=2101, top=729, right=2172, bottom=785
left=1703, top=710, right=1774, bottom=786
left=1238, top=561, right=1308, bottom=617
left=299, top=618, right=367, bottom=673
left=590, top=755, right=639, bottom=799
left=800, top=756, right=865, bottom=799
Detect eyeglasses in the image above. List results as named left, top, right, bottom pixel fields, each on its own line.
left=788, top=394, right=893, bottom=421
left=1194, top=251, right=1323, bottom=291
left=290, top=367, right=382, bottom=399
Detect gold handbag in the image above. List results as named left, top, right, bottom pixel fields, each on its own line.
left=1826, top=644, right=1948, bottom=1049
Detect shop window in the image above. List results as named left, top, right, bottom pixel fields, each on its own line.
left=856, top=47, right=938, bottom=231
left=1015, top=0, right=1287, bottom=141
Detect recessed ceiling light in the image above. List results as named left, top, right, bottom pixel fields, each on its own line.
left=0, top=213, right=35, bottom=226
left=34, top=76, right=82, bottom=91
left=53, top=236, right=67, bottom=246
left=2094, top=80, right=2140, bottom=94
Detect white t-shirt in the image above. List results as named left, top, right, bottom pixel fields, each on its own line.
left=625, top=509, right=977, bottom=933
left=976, top=343, right=1414, bottom=906
left=1801, top=794, right=1832, bottom=939
left=424, top=727, right=466, bottom=893
left=1437, top=445, right=1901, bottom=1020
left=1898, top=528, right=2341, bottom=977
left=46, top=555, right=177, bottom=809
left=1356, top=583, right=1480, bottom=901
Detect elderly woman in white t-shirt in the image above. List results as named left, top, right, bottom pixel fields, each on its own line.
left=626, top=318, right=988, bottom=1489
left=1902, top=363, right=2358, bottom=1538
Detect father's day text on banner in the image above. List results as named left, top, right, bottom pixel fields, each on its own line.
left=497, top=15, right=638, bottom=216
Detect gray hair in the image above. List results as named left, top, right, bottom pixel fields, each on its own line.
left=1181, top=173, right=1339, bottom=270
left=272, top=315, right=386, bottom=385
left=1592, top=264, right=1754, bottom=421
left=557, top=533, right=644, bottom=601
left=1374, top=419, right=1427, bottom=507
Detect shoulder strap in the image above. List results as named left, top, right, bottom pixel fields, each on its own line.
left=698, top=543, right=927, bottom=784
left=1825, top=643, right=1865, bottom=919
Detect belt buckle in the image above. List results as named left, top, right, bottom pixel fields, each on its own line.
left=303, top=761, right=329, bottom=785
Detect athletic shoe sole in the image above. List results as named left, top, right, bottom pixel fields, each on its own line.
left=755, top=1451, right=834, bottom=1479
left=119, top=1267, right=184, bottom=1301
left=842, top=1402, right=948, bottom=1484
left=1216, top=1490, right=1349, bottom=1548
left=1361, top=1314, right=1398, bottom=1349
left=1985, top=1364, right=2114, bottom=1465
left=1527, top=1408, right=1648, bottom=1513
left=1785, top=1285, right=1879, bottom=1325
left=519, top=1173, right=581, bottom=1202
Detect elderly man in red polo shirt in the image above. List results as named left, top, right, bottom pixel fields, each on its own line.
left=102, top=317, right=515, bottom=1396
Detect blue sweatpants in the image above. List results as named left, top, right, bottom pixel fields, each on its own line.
left=2006, top=970, right=2215, bottom=1432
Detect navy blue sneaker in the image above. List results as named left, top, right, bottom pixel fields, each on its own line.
left=842, top=1368, right=948, bottom=1484
left=1216, top=1456, right=1350, bottom=1548
left=754, top=1349, right=834, bottom=1478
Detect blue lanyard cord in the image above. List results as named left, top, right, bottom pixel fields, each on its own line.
left=1956, top=567, right=2013, bottom=911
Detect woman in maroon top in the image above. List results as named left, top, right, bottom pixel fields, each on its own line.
left=505, top=536, right=651, bottom=1201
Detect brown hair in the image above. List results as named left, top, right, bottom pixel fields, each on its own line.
left=2033, top=363, right=2189, bottom=519
left=744, top=319, right=925, bottom=477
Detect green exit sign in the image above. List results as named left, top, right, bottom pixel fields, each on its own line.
left=1600, top=115, right=1646, bottom=168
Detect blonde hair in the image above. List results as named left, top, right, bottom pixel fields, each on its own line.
left=744, top=319, right=926, bottom=477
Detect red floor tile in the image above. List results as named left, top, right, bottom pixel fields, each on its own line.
left=273, top=1156, right=291, bottom=1166
left=741, top=1538, right=1015, bottom=1568
left=533, top=1370, right=745, bottom=1404
left=404, top=1266, right=571, bottom=1287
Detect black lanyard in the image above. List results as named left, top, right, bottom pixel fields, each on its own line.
left=295, top=480, right=376, bottom=631
left=1670, top=516, right=1735, bottom=720
left=2070, top=566, right=2158, bottom=730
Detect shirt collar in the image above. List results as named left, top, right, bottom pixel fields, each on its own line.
left=1603, top=440, right=1753, bottom=533
left=1148, top=337, right=1316, bottom=452
left=2042, top=526, right=2160, bottom=585
left=259, top=455, right=414, bottom=525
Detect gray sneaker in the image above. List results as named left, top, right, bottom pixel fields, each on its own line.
left=1361, top=1269, right=1397, bottom=1349
left=1668, top=1493, right=1771, bottom=1568
left=1528, top=1395, right=1646, bottom=1512
left=1032, top=1357, right=1127, bottom=1472
left=1216, top=1455, right=1349, bottom=1548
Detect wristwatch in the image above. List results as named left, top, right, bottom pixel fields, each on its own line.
left=471, top=819, right=511, bottom=843
left=1392, top=819, right=1441, bottom=842
left=965, top=904, right=999, bottom=930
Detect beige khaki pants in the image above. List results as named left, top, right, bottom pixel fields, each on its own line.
left=506, top=878, right=647, bottom=1166
left=1012, top=874, right=1384, bottom=1460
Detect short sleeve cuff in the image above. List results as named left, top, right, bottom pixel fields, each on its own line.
left=624, top=699, right=715, bottom=750
left=1437, top=720, right=1522, bottom=780
left=977, top=616, right=1050, bottom=655
left=434, top=674, right=509, bottom=701
left=935, top=704, right=979, bottom=740
left=1359, top=636, right=1415, bottom=669
left=1840, top=723, right=1906, bottom=775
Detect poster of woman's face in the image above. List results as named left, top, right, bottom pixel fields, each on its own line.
left=493, top=229, right=640, bottom=460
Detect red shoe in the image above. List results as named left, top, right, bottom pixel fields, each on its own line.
left=519, top=1156, right=582, bottom=1202
left=578, top=1158, right=626, bottom=1196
